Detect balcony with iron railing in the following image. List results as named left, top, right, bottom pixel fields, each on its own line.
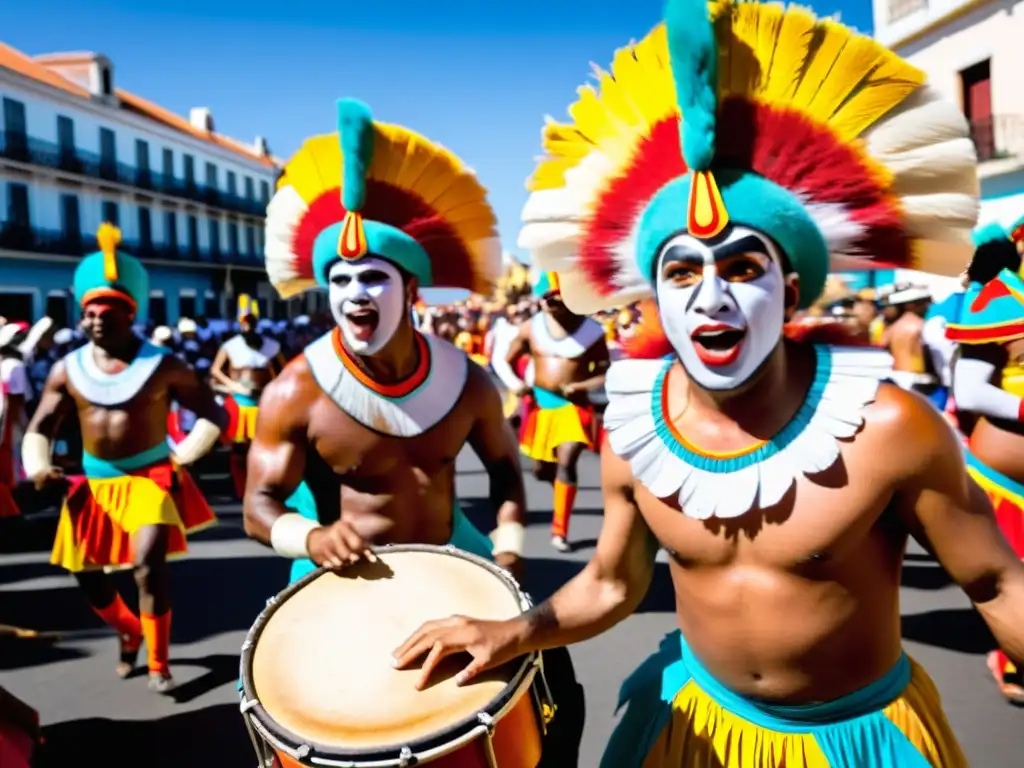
left=0, top=131, right=270, bottom=218
left=969, top=115, right=1024, bottom=163
left=0, top=222, right=264, bottom=268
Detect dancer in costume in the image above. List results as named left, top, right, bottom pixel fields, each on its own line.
left=23, top=224, right=224, bottom=692
left=945, top=222, right=1024, bottom=704
left=394, top=2, right=1024, bottom=765
left=210, top=295, right=286, bottom=498
left=244, top=99, right=584, bottom=764
left=883, top=286, right=950, bottom=409
left=493, top=271, right=609, bottom=552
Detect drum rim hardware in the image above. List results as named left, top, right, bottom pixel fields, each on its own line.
left=239, top=543, right=555, bottom=767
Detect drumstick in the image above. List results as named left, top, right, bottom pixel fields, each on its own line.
left=0, top=624, right=62, bottom=642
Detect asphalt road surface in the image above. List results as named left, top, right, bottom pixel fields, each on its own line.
left=1, top=449, right=1021, bottom=767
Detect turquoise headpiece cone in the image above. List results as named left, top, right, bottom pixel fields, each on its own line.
left=72, top=223, right=150, bottom=322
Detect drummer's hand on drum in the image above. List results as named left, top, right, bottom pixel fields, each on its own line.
left=307, top=514, right=393, bottom=569
left=392, top=615, right=525, bottom=690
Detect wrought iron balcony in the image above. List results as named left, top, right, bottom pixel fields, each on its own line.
left=0, top=223, right=263, bottom=268
left=969, top=115, right=1024, bottom=163
left=0, top=131, right=270, bottom=217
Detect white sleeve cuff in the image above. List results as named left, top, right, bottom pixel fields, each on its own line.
left=270, top=513, right=322, bottom=559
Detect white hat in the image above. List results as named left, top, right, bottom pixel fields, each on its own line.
left=887, top=287, right=932, bottom=305
left=152, top=326, right=173, bottom=344
left=0, top=324, right=21, bottom=348
left=54, top=328, right=75, bottom=345
left=178, top=318, right=198, bottom=334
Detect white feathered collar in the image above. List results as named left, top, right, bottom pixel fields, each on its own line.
left=530, top=314, right=604, bottom=359
left=223, top=334, right=281, bottom=369
left=65, top=340, right=170, bottom=406
left=305, top=329, right=468, bottom=438
left=603, top=345, right=893, bottom=520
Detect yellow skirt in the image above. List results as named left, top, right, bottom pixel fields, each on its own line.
left=603, top=632, right=966, bottom=768
left=519, top=390, right=597, bottom=463
left=51, top=463, right=216, bottom=572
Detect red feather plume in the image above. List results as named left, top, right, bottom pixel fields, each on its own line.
left=577, top=98, right=910, bottom=297
left=290, top=179, right=481, bottom=291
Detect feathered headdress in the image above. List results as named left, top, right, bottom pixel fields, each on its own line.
left=237, top=294, right=259, bottom=321
left=519, top=0, right=980, bottom=315
left=619, top=299, right=675, bottom=359
left=72, top=223, right=150, bottom=320
left=265, top=99, right=502, bottom=298
left=1010, top=214, right=1024, bottom=248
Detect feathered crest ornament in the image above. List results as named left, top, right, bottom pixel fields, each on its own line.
left=265, top=99, right=502, bottom=298
left=519, top=0, right=980, bottom=315
left=97, top=222, right=122, bottom=282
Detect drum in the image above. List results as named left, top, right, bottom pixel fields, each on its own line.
left=240, top=544, right=554, bottom=767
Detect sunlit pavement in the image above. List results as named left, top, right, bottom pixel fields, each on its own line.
left=1, top=449, right=1020, bottom=767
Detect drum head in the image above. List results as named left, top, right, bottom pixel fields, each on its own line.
left=246, top=546, right=529, bottom=758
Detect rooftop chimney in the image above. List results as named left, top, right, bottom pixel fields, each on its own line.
left=35, top=52, right=116, bottom=103
left=189, top=107, right=215, bottom=133
left=253, top=136, right=269, bottom=156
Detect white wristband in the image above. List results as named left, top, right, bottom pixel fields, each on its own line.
left=22, top=432, right=53, bottom=479
left=490, top=521, right=526, bottom=557
left=171, top=418, right=222, bottom=466
left=270, top=513, right=322, bottom=559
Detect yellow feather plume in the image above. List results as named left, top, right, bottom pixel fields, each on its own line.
left=97, top=222, right=121, bottom=283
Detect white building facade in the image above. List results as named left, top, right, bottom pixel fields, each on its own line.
left=873, top=0, right=1024, bottom=231
left=0, top=44, right=316, bottom=327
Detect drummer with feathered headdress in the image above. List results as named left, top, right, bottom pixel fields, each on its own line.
left=245, top=98, right=527, bottom=580
left=245, top=103, right=587, bottom=760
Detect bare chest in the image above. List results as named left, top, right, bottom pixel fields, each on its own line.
left=306, top=395, right=474, bottom=485
left=638, top=445, right=899, bottom=571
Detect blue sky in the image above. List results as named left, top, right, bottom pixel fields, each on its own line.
left=2, top=0, right=872, bottom=265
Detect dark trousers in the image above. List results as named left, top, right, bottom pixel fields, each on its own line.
left=537, top=645, right=585, bottom=767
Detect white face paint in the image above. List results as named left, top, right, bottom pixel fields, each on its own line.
left=655, top=225, right=789, bottom=391
left=328, top=257, right=406, bottom=356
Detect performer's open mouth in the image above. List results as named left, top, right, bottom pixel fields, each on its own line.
left=691, top=324, right=746, bottom=366
left=345, top=308, right=379, bottom=343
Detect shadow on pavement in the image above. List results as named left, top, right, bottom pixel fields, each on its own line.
left=2, top=555, right=289, bottom=656
left=37, top=702, right=252, bottom=768
left=0, top=636, right=89, bottom=671
left=900, top=562, right=953, bottom=591
left=902, top=608, right=994, bottom=654
left=167, top=654, right=243, bottom=705
left=0, top=560, right=58, bottom=587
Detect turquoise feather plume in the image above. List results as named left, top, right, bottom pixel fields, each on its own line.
left=337, top=99, right=375, bottom=212
left=665, top=0, right=718, bottom=171
left=972, top=222, right=1009, bottom=248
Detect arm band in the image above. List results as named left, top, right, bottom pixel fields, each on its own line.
left=270, top=513, right=322, bottom=559
left=171, top=418, right=222, bottom=465
left=22, top=432, right=53, bottom=478
left=490, top=521, right=526, bottom=557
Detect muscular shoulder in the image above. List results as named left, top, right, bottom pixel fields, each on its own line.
left=260, top=355, right=320, bottom=414
left=43, top=358, right=69, bottom=389
left=461, top=355, right=502, bottom=412
left=861, top=383, right=958, bottom=478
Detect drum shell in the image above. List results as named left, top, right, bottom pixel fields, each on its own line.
left=267, top=679, right=541, bottom=768
left=241, top=545, right=550, bottom=768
